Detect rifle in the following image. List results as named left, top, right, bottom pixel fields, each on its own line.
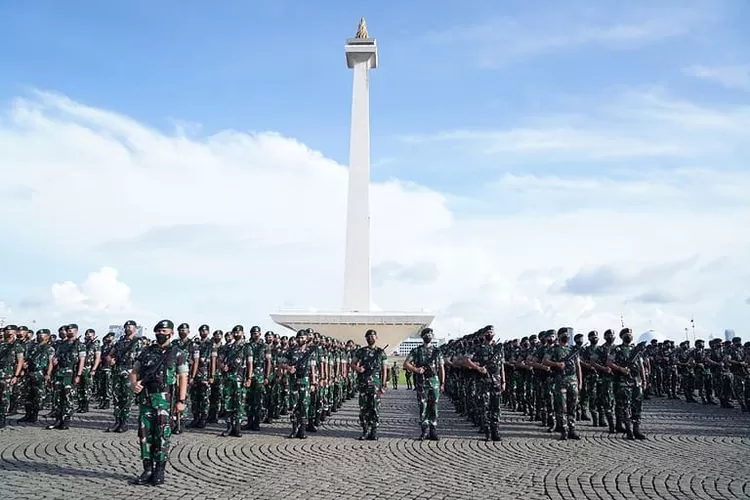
left=623, top=341, right=648, bottom=376
left=414, top=346, right=440, bottom=386
left=293, top=346, right=317, bottom=376
left=361, top=345, right=388, bottom=381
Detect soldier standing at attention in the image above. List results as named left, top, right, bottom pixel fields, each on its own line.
left=17, top=328, right=54, bottom=424
left=463, top=325, right=506, bottom=442
left=543, top=327, right=582, bottom=440
left=207, top=330, right=223, bottom=423
left=97, top=333, right=116, bottom=409
left=188, top=324, right=212, bottom=428
left=244, top=325, right=270, bottom=431
left=282, top=329, right=317, bottom=439
left=351, top=329, right=387, bottom=440
left=580, top=330, right=602, bottom=427
left=219, top=325, right=251, bottom=437
left=171, top=323, right=193, bottom=435
left=107, top=320, right=142, bottom=433
left=0, top=326, right=25, bottom=429
left=404, top=327, right=445, bottom=441
left=130, top=319, right=188, bottom=486
left=607, top=328, right=647, bottom=440
left=47, top=324, right=85, bottom=430
left=405, top=365, right=413, bottom=390
left=76, top=328, right=101, bottom=414
left=390, top=362, right=400, bottom=390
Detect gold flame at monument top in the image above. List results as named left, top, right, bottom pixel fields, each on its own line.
left=355, top=17, right=369, bottom=39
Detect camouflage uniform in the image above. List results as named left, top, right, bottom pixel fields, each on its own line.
left=19, top=331, right=54, bottom=423
left=97, top=334, right=116, bottom=409
left=352, top=338, right=387, bottom=440
left=405, top=329, right=444, bottom=441
left=77, top=335, right=101, bottom=413
left=593, top=333, right=616, bottom=432
left=284, top=331, right=317, bottom=439
left=220, top=326, right=250, bottom=437
left=608, top=329, right=647, bottom=440
left=207, top=332, right=226, bottom=422
left=110, top=329, right=143, bottom=432
left=580, top=332, right=601, bottom=426
left=189, top=334, right=214, bottom=428
left=545, top=331, right=580, bottom=440
left=471, top=337, right=505, bottom=441
left=47, top=337, right=86, bottom=429
left=0, top=328, right=25, bottom=428
left=245, top=332, right=269, bottom=431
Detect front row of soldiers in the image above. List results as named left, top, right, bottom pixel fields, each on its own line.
left=444, top=326, right=649, bottom=441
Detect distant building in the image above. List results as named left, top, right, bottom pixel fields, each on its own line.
left=396, top=336, right=445, bottom=356
left=725, top=329, right=735, bottom=341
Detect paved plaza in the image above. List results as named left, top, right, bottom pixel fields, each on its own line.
left=1, top=390, right=748, bottom=500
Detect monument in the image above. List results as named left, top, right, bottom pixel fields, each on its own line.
left=270, top=18, right=434, bottom=348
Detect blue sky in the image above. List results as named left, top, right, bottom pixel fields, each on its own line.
left=0, top=0, right=748, bottom=336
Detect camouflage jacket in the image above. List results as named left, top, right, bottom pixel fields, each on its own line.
left=135, top=343, right=188, bottom=393
left=352, top=345, right=387, bottom=388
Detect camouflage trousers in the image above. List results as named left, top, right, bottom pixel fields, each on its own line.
left=96, top=369, right=113, bottom=403
left=289, top=377, right=311, bottom=427
left=76, top=369, right=93, bottom=407
left=694, top=371, right=712, bottom=401
left=138, top=391, right=173, bottom=462
left=113, top=371, right=135, bottom=420
left=479, top=379, right=502, bottom=431
left=357, top=384, right=381, bottom=431
left=584, top=374, right=599, bottom=414
left=554, top=376, right=578, bottom=429
left=0, top=377, right=13, bottom=419
left=245, top=377, right=265, bottom=424
left=223, top=374, right=246, bottom=425
left=209, top=376, right=224, bottom=417
left=189, top=376, right=210, bottom=418
left=416, top=376, right=440, bottom=427
left=264, top=378, right=282, bottom=418
left=615, top=383, right=643, bottom=425
left=597, top=376, right=615, bottom=418
left=719, top=372, right=733, bottom=402
left=11, top=373, right=28, bottom=412
left=50, top=373, right=75, bottom=420
left=732, top=373, right=748, bottom=409
left=680, top=371, right=695, bottom=399
left=25, top=371, right=47, bottom=412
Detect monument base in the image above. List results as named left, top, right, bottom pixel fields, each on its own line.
left=270, top=311, right=434, bottom=351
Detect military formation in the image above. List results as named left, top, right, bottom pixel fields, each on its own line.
left=1, top=320, right=749, bottom=486
left=443, top=326, right=750, bottom=442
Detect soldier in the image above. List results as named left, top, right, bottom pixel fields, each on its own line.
left=76, top=328, right=101, bottom=413
left=171, top=323, right=193, bottom=435
left=463, top=326, right=506, bottom=441
left=692, top=339, right=715, bottom=405
left=281, top=329, right=317, bottom=439
left=390, top=362, right=400, bottom=390
left=9, top=325, right=31, bottom=416
left=607, top=328, right=647, bottom=440
left=572, top=333, right=589, bottom=421
left=543, top=327, right=581, bottom=440
left=97, top=332, right=116, bottom=409
left=130, top=319, right=188, bottom=486
left=188, top=324, right=213, bottom=428
left=580, top=330, right=601, bottom=426
left=207, top=330, right=224, bottom=423
left=403, top=327, right=445, bottom=441
left=219, top=325, right=250, bottom=438
left=17, top=328, right=54, bottom=424
left=244, top=326, right=270, bottom=431
left=351, top=329, right=387, bottom=440
left=726, top=337, right=748, bottom=411
left=0, top=326, right=25, bottom=429
left=47, top=324, right=86, bottom=430
left=592, top=329, right=616, bottom=432
left=107, top=320, right=142, bottom=433
left=405, top=367, right=413, bottom=390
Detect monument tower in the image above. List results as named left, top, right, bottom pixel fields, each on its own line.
left=270, top=18, right=434, bottom=349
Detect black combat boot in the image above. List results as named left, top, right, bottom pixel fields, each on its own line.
left=606, top=414, right=615, bottom=434
left=358, top=426, right=369, bottom=441
left=615, top=415, right=625, bottom=433
left=418, top=423, right=429, bottom=441
left=187, top=415, right=199, bottom=428
left=632, top=423, right=646, bottom=440
left=207, top=409, right=218, bottom=423
left=367, top=426, right=378, bottom=441
left=490, top=426, right=501, bottom=442
left=221, top=419, right=233, bottom=437
left=230, top=420, right=242, bottom=437
left=296, top=420, right=307, bottom=439
left=81, top=402, right=89, bottom=413
left=17, top=405, right=34, bottom=423
left=0, top=415, right=6, bottom=429
left=428, top=425, right=439, bottom=441
left=132, top=459, right=153, bottom=485
left=558, top=427, right=568, bottom=440
left=591, top=412, right=599, bottom=427
left=115, top=418, right=128, bottom=433
left=151, top=461, right=166, bottom=485
left=598, top=411, right=607, bottom=428
left=197, top=415, right=207, bottom=429
left=105, top=417, right=120, bottom=433
left=46, top=418, right=63, bottom=430
left=60, top=417, right=70, bottom=430
left=580, top=408, right=590, bottom=421
left=568, top=425, right=580, bottom=440
left=288, top=420, right=298, bottom=439
left=624, top=421, right=634, bottom=440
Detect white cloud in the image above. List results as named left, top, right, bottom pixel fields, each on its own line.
left=684, top=64, right=750, bottom=91
left=0, top=91, right=748, bottom=340
left=51, top=267, right=133, bottom=314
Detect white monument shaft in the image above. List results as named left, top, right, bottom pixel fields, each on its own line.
left=343, top=36, right=376, bottom=312
left=270, top=18, right=433, bottom=348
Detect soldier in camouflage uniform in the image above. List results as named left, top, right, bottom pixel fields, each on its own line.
left=580, top=330, right=602, bottom=426
left=188, top=324, right=213, bottom=428
left=0, top=326, right=25, bottom=429
left=543, top=327, right=582, bottom=440
left=17, top=328, right=54, bottom=424
left=692, top=339, right=715, bottom=405
left=47, top=324, right=86, bottom=430
left=282, top=329, right=317, bottom=439
left=264, top=331, right=282, bottom=421
left=464, top=326, right=506, bottom=441
left=244, top=325, right=270, bottom=431
left=607, top=328, right=647, bottom=440
left=207, top=330, right=224, bottom=423
left=351, top=329, right=387, bottom=440
left=130, top=319, right=188, bottom=486
left=404, top=327, right=445, bottom=441
left=170, top=323, right=193, bottom=434
left=572, top=333, right=589, bottom=421
left=219, top=325, right=250, bottom=438
left=107, top=320, right=142, bottom=433
left=76, top=328, right=101, bottom=413
left=96, top=332, right=116, bottom=409
left=726, top=337, right=748, bottom=411
left=390, top=362, right=400, bottom=390
left=592, top=328, right=616, bottom=432
left=9, top=325, right=31, bottom=416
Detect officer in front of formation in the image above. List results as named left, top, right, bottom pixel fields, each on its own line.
left=130, top=319, right=188, bottom=486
